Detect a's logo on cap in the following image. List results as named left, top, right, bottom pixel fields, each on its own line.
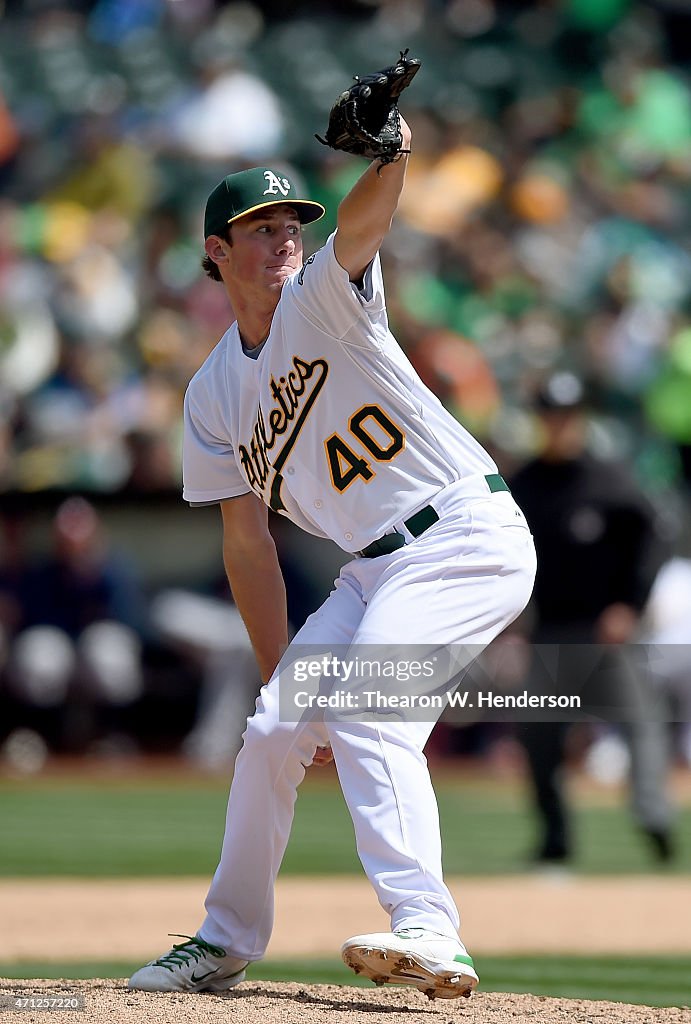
left=263, top=170, right=291, bottom=197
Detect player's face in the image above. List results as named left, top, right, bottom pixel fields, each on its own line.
left=227, top=205, right=303, bottom=295
left=539, top=409, right=586, bottom=461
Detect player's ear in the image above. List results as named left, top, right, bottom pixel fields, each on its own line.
left=204, top=234, right=230, bottom=266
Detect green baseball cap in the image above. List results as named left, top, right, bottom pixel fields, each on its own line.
left=204, top=167, right=325, bottom=238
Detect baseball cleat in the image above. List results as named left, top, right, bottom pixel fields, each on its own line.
left=341, top=927, right=478, bottom=1000
left=127, top=934, right=248, bottom=992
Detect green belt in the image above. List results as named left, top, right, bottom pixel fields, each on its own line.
left=358, top=474, right=510, bottom=558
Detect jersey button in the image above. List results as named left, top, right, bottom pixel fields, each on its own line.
left=314, top=499, right=323, bottom=509
left=287, top=467, right=295, bottom=475
left=344, top=531, right=353, bottom=542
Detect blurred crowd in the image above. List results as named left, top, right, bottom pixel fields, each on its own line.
left=1, top=0, right=691, bottom=790
left=2, top=0, right=691, bottom=495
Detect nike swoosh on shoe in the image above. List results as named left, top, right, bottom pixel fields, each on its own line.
left=190, top=967, right=221, bottom=983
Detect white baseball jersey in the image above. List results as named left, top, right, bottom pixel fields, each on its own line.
left=183, top=232, right=497, bottom=553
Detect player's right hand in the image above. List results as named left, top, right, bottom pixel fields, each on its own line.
left=311, top=745, right=334, bottom=767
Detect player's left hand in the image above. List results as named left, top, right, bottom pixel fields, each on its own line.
left=312, top=745, right=334, bottom=767
left=315, top=49, right=420, bottom=164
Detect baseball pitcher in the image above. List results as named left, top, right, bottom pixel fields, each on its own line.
left=128, top=52, right=536, bottom=1001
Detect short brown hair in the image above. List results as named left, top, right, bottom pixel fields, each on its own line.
left=202, top=226, right=232, bottom=282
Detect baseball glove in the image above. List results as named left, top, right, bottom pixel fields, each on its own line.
left=315, top=49, right=421, bottom=164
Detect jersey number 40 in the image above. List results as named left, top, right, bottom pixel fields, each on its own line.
left=325, top=404, right=405, bottom=492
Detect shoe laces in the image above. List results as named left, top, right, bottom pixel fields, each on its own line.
left=154, top=934, right=227, bottom=972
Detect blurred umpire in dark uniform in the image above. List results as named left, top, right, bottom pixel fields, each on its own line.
left=511, top=372, right=675, bottom=864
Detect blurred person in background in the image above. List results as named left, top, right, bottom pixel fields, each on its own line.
left=640, top=550, right=691, bottom=769
left=2, top=496, right=148, bottom=755
left=148, top=583, right=258, bottom=773
left=510, top=371, right=675, bottom=866
left=148, top=527, right=329, bottom=774
left=164, top=52, right=285, bottom=165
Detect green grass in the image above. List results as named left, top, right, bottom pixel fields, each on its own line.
left=0, top=772, right=688, bottom=876
left=1, top=956, right=689, bottom=1008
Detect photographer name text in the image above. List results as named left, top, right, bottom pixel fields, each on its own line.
left=293, top=690, right=581, bottom=710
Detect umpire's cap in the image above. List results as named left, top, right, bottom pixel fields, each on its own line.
left=534, top=371, right=586, bottom=411
left=204, top=168, right=325, bottom=238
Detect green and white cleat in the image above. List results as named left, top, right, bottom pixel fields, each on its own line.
left=341, top=927, right=478, bottom=1000
left=128, top=934, right=248, bottom=992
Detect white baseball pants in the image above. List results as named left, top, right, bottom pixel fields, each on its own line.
left=199, top=479, right=536, bottom=960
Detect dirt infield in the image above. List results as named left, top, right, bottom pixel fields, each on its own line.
left=2, top=872, right=687, bottom=1024
left=1, top=978, right=689, bottom=1024
left=4, top=877, right=691, bottom=1024
left=3, top=875, right=691, bottom=962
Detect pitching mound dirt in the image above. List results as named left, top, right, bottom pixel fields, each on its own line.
left=5, top=875, right=691, bottom=962
left=1, top=979, right=688, bottom=1024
